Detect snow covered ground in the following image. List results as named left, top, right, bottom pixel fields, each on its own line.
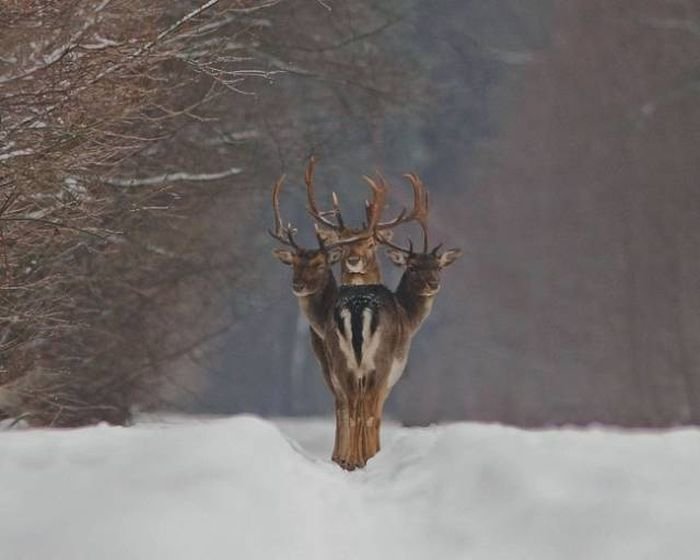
left=1, top=415, right=699, bottom=560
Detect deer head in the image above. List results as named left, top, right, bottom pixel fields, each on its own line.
left=305, top=158, right=429, bottom=285
left=269, top=175, right=342, bottom=296
left=386, top=244, right=462, bottom=296
left=379, top=173, right=462, bottom=297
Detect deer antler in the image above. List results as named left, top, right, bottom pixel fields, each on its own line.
left=362, top=173, right=388, bottom=233
left=305, top=156, right=345, bottom=231
left=303, top=159, right=432, bottom=252
left=305, top=157, right=387, bottom=245
left=376, top=233, right=416, bottom=256
left=268, top=175, right=299, bottom=248
left=376, top=172, right=430, bottom=252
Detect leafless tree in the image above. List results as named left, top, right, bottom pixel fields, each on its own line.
left=0, top=0, right=408, bottom=425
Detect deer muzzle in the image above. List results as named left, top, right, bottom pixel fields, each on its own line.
left=292, top=281, right=315, bottom=296
left=420, top=281, right=440, bottom=296
left=345, top=255, right=365, bottom=273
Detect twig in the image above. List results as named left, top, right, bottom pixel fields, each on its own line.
left=99, top=166, right=243, bottom=187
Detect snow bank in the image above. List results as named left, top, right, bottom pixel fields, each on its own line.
left=1, top=415, right=698, bottom=560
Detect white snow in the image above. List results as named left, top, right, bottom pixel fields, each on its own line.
left=0, top=149, right=34, bottom=161
left=1, top=415, right=699, bottom=560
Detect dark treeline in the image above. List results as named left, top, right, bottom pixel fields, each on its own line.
left=2, top=1, right=698, bottom=428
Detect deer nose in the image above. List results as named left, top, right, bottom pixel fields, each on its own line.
left=292, top=281, right=305, bottom=292
left=346, top=255, right=362, bottom=266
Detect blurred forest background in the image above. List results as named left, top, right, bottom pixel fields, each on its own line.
left=1, top=0, right=698, bottom=428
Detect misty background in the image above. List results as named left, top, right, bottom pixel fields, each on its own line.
left=195, top=0, right=700, bottom=427
left=2, top=0, right=698, bottom=428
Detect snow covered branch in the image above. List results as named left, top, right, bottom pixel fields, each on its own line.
left=101, top=167, right=243, bottom=187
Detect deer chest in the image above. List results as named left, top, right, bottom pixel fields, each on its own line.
left=333, top=285, right=394, bottom=374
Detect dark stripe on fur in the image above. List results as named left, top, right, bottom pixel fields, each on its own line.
left=335, top=285, right=392, bottom=365
left=351, top=308, right=364, bottom=365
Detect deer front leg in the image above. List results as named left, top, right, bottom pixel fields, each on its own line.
left=334, top=379, right=370, bottom=470
left=354, top=382, right=384, bottom=462
left=369, top=386, right=390, bottom=456
left=348, top=376, right=385, bottom=469
left=333, top=396, right=352, bottom=469
left=362, top=389, right=380, bottom=459
left=333, top=376, right=378, bottom=470
left=344, top=391, right=366, bottom=470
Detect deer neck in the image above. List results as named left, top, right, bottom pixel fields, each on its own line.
left=395, top=272, right=436, bottom=331
left=298, top=269, right=337, bottom=337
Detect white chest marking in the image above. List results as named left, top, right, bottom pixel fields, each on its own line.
left=335, top=307, right=384, bottom=379
left=358, top=308, right=381, bottom=378
left=336, top=309, right=357, bottom=371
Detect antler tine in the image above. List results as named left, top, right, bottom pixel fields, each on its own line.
left=271, top=175, right=284, bottom=233
left=431, top=243, right=444, bottom=255
left=375, top=172, right=432, bottom=253
left=362, top=173, right=388, bottom=232
left=313, top=223, right=327, bottom=249
left=268, top=174, right=299, bottom=248
left=331, top=191, right=345, bottom=229
left=312, top=175, right=387, bottom=250
left=304, top=156, right=342, bottom=231
left=403, top=172, right=430, bottom=251
left=375, top=172, right=430, bottom=249
left=375, top=230, right=414, bottom=255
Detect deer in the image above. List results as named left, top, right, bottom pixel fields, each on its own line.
left=337, top=237, right=461, bottom=467
left=269, top=175, right=341, bottom=336
left=271, top=166, right=461, bottom=470
left=325, top=173, right=461, bottom=469
left=380, top=174, right=463, bottom=334
left=268, top=175, right=364, bottom=466
left=269, top=168, right=401, bottom=469
left=302, top=160, right=447, bottom=467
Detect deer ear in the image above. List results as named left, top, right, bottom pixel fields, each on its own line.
left=438, top=248, right=462, bottom=268
left=327, top=247, right=342, bottom=264
left=272, top=248, right=295, bottom=265
left=386, top=248, right=407, bottom=267
left=378, top=230, right=394, bottom=242
left=315, top=227, right=339, bottom=244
